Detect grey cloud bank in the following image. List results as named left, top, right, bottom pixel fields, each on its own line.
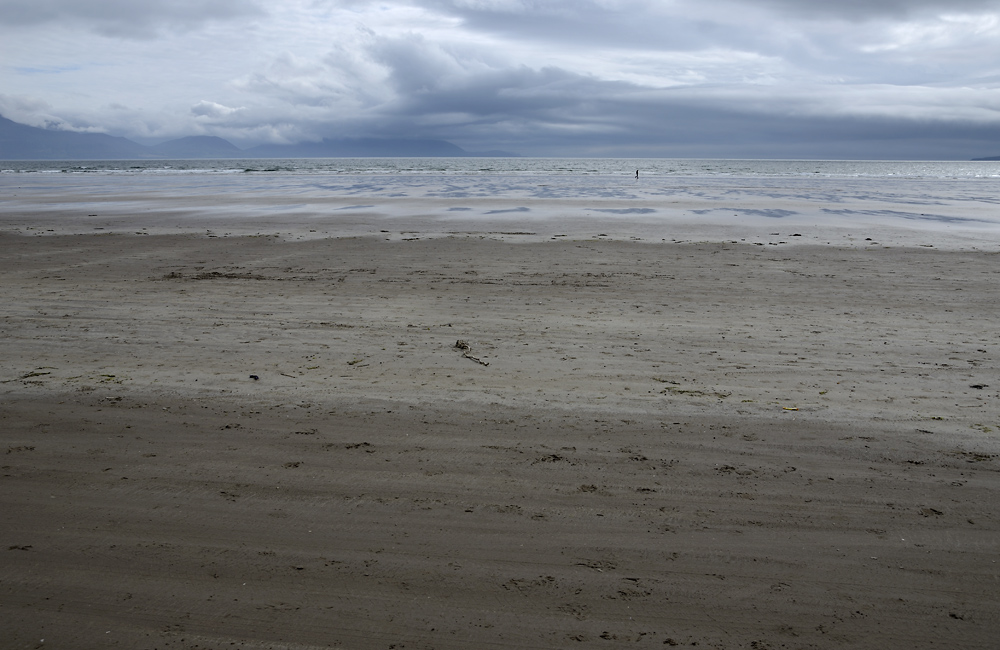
left=2, top=0, right=1000, bottom=158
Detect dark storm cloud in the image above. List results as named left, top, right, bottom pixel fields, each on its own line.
left=197, top=8, right=1000, bottom=158
left=0, top=0, right=263, bottom=38
left=315, top=36, right=998, bottom=158
left=376, top=64, right=631, bottom=128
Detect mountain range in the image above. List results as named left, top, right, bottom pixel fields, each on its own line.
left=0, top=115, right=518, bottom=159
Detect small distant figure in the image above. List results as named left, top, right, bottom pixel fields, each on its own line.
left=635, top=169, right=639, bottom=179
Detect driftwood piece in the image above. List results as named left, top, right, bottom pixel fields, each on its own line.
left=454, top=340, right=489, bottom=366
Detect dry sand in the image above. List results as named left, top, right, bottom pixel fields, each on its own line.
left=2, top=231, right=999, bottom=649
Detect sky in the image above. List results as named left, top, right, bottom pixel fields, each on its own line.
left=3, top=0, right=1000, bottom=158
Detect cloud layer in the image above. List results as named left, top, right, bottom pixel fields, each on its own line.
left=0, top=0, right=262, bottom=37
left=3, top=0, right=1000, bottom=157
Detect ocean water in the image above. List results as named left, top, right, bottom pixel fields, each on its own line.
left=3, top=158, right=1000, bottom=247
left=3, top=157, right=1000, bottom=178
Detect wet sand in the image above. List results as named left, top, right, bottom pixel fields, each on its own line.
left=2, top=231, right=999, bottom=649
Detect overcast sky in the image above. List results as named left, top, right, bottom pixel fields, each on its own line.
left=3, top=0, right=1000, bottom=158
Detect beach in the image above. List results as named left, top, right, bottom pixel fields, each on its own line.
left=2, top=167, right=1000, bottom=648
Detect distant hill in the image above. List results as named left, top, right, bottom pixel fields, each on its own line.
left=0, top=115, right=147, bottom=159
left=971, top=155, right=1000, bottom=161
left=0, top=114, right=519, bottom=159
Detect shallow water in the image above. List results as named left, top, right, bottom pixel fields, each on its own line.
left=2, top=158, right=1000, bottom=248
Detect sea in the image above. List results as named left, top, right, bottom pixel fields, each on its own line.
left=3, top=158, right=1000, bottom=247
left=3, top=157, right=1000, bottom=178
